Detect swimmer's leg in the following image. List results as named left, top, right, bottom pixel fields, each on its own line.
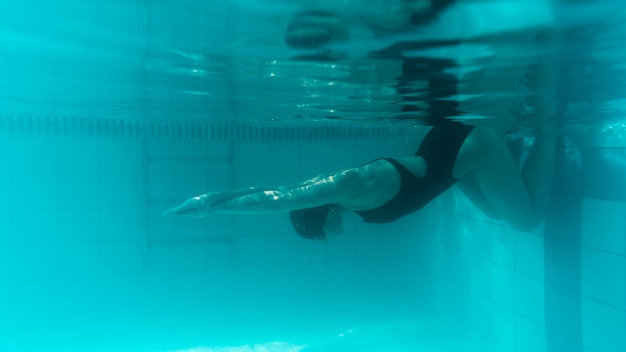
left=456, top=127, right=555, bottom=231
left=519, top=129, right=556, bottom=221
left=457, top=137, right=532, bottom=221
left=457, top=47, right=559, bottom=230
left=456, top=173, right=502, bottom=221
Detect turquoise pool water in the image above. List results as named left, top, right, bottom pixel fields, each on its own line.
left=1, top=1, right=625, bottom=351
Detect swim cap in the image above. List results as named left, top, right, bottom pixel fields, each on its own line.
left=289, top=205, right=330, bottom=240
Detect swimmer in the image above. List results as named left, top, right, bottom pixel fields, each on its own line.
left=164, top=0, right=558, bottom=239
left=163, top=121, right=556, bottom=238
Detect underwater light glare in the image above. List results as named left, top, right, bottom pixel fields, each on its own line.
left=165, top=341, right=306, bottom=352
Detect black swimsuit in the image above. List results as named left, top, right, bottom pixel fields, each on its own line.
left=352, top=52, right=471, bottom=223
left=355, top=122, right=473, bottom=223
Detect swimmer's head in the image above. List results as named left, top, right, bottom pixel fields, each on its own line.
left=289, top=204, right=344, bottom=240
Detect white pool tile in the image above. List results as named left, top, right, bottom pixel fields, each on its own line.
left=148, top=172, right=175, bottom=200
left=326, top=143, right=357, bottom=170
left=443, top=247, right=470, bottom=287
left=327, top=261, right=355, bottom=294
left=515, top=231, right=544, bottom=280
left=237, top=143, right=271, bottom=175
left=99, top=241, right=141, bottom=275
left=237, top=235, right=269, bottom=267
left=149, top=157, right=175, bottom=174
left=147, top=140, right=174, bottom=158
left=581, top=198, right=626, bottom=256
left=269, top=143, right=301, bottom=175
left=11, top=137, right=58, bottom=173
left=0, top=172, right=12, bottom=210
left=58, top=138, right=99, bottom=174
left=467, top=219, right=491, bottom=259
left=239, top=266, right=271, bottom=297
left=99, top=173, right=140, bottom=207
left=205, top=238, right=233, bottom=268
left=491, top=303, right=516, bottom=351
left=169, top=242, right=207, bottom=271
left=55, top=277, right=100, bottom=320
left=354, top=261, right=383, bottom=292
left=297, top=238, right=327, bottom=264
left=99, top=139, right=139, bottom=173
left=142, top=243, right=173, bottom=273
left=238, top=214, right=271, bottom=237
left=327, top=232, right=356, bottom=263
left=268, top=265, right=299, bottom=296
left=490, top=263, right=515, bottom=309
left=173, top=140, right=210, bottom=159
left=355, top=231, right=384, bottom=262
left=581, top=247, right=625, bottom=310
left=234, top=172, right=272, bottom=192
left=468, top=290, right=491, bottom=337
left=97, top=275, right=140, bottom=313
left=12, top=173, right=58, bottom=210
left=0, top=211, right=12, bottom=246
left=136, top=271, right=176, bottom=308
left=99, top=207, right=141, bottom=242
left=172, top=172, right=210, bottom=198
left=443, top=214, right=469, bottom=249
left=356, top=142, right=388, bottom=161
left=58, top=208, right=99, bottom=243
left=0, top=285, right=7, bottom=335
left=58, top=173, right=100, bottom=209
left=515, top=272, right=545, bottom=325
left=516, top=315, right=546, bottom=352
left=298, top=262, right=328, bottom=294
left=0, top=246, right=11, bottom=284
left=0, top=135, right=13, bottom=167
left=468, top=255, right=490, bottom=297
left=9, top=279, right=57, bottom=324
left=169, top=270, right=211, bottom=306
left=298, top=143, right=331, bottom=175
left=447, top=282, right=470, bottom=324
left=490, top=225, right=516, bottom=269
left=174, top=157, right=217, bottom=175
left=582, top=297, right=626, bottom=351
left=57, top=243, right=99, bottom=279
left=12, top=209, right=58, bottom=245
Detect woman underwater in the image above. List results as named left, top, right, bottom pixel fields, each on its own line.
left=163, top=0, right=559, bottom=239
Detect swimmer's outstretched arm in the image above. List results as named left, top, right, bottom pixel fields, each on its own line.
left=164, top=174, right=330, bottom=216
left=162, top=171, right=358, bottom=218
left=161, top=186, right=267, bottom=217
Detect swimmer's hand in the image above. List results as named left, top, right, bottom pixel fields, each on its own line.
left=162, top=194, right=210, bottom=218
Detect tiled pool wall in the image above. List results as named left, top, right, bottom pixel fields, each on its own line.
left=426, top=144, right=626, bottom=352
left=2, top=122, right=625, bottom=351
left=0, top=124, right=434, bottom=351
